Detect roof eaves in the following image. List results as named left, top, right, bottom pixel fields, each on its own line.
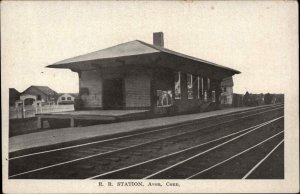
left=162, top=48, right=240, bottom=74
left=47, top=52, right=161, bottom=68
left=53, top=41, right=141, bottom=65
left=136, top=40, right=240, bottom=74
left=48, top=39, right=240, bottom=75
left=50, top=40, right=160, bottom=66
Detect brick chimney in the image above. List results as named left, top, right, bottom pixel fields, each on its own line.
left=153, top=32, right=164, bottom=47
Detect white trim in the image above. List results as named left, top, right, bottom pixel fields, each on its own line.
left=187, top=74, right=193, bottom=99
left=212, top=91, right=216, bottom=102
left=197, top=76, right=200, bottom=99
left=201, top=77, right=204, bottom=96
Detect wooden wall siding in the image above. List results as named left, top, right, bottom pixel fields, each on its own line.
left=97, top=67, right=125, bottom=79
left=125, top=72, right=151, bottom=108
left=79, top=71, right=103, bottom=108
left=152, top=69, right=174, bottom=91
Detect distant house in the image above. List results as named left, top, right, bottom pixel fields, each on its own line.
left=22, top=86, right=58, bottom=105
left=9, top=88, right=21, bottom=106
left=58, top=93, right=78, bottom=104
left=220, top=77, right=234, bottom=106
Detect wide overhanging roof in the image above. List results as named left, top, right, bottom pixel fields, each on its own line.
left=47, top=40, right=240, bottom=79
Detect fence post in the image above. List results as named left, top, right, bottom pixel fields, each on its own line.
left=17, top=107, right=19, bottom=119
left=37, top=116, right=43, bottom=129
left=70, top=118, right=75, bottom=127
left=22, top=100, right=25, bottom=119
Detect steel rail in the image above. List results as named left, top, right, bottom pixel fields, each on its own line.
left=142, top=116, right=284, bottom=179
left=86, top=116, right=283, bottom=179
left=9, top=114, right=283, bottom=178
left=186, top=131, right=283, bottom=179
left=242, top=139, right=284, bottom=179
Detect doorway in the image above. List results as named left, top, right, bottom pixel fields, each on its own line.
left=103, top=78, right=124, bottom=109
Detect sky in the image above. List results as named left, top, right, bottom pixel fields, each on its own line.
left=2, top=1, right=298, bottom=94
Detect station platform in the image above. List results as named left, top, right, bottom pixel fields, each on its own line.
left=36, top=109, right=150, bottom=128
left=9, top=105, right=272, bottom=152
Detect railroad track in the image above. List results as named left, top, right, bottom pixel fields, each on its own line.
left=87, top=116, right=283, bottom=179
left=9, top=104, right=284, bottom=179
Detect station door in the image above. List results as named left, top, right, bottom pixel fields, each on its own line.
left=103, top=78, right=124, bottom=109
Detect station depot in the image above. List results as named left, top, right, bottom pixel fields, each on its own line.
left=43, top=32, right=240, bottom=128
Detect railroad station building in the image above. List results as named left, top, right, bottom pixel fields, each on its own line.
left=48, top=32, right=240, bottom=114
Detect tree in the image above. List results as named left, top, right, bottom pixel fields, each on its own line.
left=264, top=93, right=273, bottom=104
left=243, top=92, right=250, bottom=106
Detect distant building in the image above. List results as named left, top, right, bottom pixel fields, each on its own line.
left=58, top=93, right=78, bottom=104
left=220, top=77, right=234, bottom=106
left=9, top=88, right=21, bottom=106
left=22, top=86, right=58, bottom=105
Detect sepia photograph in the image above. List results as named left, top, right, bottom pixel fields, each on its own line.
left=2, top=0, right=299, bottom=193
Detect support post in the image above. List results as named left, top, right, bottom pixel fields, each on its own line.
left=70, top=118, right=75, bottom=127
left=37, top=116, right=43, bottom=129
left=22, top=100, right=25, bottom=119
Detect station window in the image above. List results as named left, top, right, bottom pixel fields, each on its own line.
left=157, top=90, right=173, bottom=107
left=61, top=97, right=65, bottom=101
left=174, top=72, right=181, bottom=99
left=187, top=74, right=193, bottom=99
left=198, top=76, right=203, bottom=99
left=67, top=97, right=71, bottom=100
left=212, top=91, right=216, bottom=102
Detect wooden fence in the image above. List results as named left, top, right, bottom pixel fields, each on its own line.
left=9, top=104, right=74, bottom=119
